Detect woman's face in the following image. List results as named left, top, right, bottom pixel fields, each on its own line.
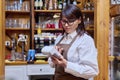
left=61, top=17, right=81, bottom=34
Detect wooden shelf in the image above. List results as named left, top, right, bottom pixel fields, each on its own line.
left=5, top=60, right=27, bottom=65
left=34, top=10, right=94, bottom=13
left=5, top=28, right=30, bottom=30
left=34, top=10, right=61, bottom=13
left=5, top=10, right=30, bottom=13
left=81, top=10, right=94, bottom=13
left=5, top=60, right=48, bottom=65
left=6, top=28, right=63, bottom=31
left=35, top=28, right=63, bottom=31
left=86, top=28, right=94, bottom=31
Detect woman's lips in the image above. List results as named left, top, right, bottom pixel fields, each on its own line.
left=65, top=27, right=70, bottom=30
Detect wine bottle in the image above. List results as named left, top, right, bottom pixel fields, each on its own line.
left=86, top=0, right=91, bottom=10
left=58, top=0, right=63, bottom=10
left=54, top=0, right=58, bottom=10
left=34, top=0, right=39, bottom=10
left=38, top=0, right=43, bottom=10
left=63, top=0, right=67, bottom=9
left=48, top=0, right=53, bottom=10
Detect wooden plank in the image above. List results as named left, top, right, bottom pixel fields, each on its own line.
left=94, top=0, right=110, bottom=80
left=31, top=0, right=35, bottom=49
left=0, top=0, right=110, bottom=80
left=0, top=0, right=5, bottom=77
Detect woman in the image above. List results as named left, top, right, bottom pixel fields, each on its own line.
left=48, top=4, right=99, bottom=80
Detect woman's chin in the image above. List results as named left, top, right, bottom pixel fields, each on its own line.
left=65, top=30, right=73, bottom=34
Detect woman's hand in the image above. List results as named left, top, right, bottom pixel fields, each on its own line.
left=55, top=46, right=64, bottom=54
left=51, top=55, right=67, bottom=68
left=51, top=46, right=67, bottom=68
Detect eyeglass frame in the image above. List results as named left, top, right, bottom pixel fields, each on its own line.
left=60, top=19, right=77, bottom=26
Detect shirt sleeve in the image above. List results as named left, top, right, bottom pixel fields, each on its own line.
left=64, top=36, right=99, bottom=79
left=48, top=57, right=55, bottom=68
left=48, top=35, right=63, bottom=68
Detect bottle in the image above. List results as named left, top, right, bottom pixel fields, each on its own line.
left=84, top=0, right=87, bottom=10
left=18, top=0, right=23, bottom=10
left=11, top=37, right=16, bottom=51
left=34, top=0, right=39, bottom=10
left=73, top=0, right=77, bottom=5
left=20, top=0, right=23, bottom=4
left=63, top=0, right=67, bottom=9
left=38, top=0, right=43, bottom=10
left=58, top=0, right=63, bottom=10
left=37, top=26, right=42, bottom=36
left=39, top=37, right=44, bottom=53
left=48, top=0, right=53, bottom=10
left=11, top=33, right=17, bottom=51
left=86, top=17, right=90, bottom=28
left=43, top=1, right=47, bottom=10
left=51, top=37, right=55, bottom=45
left=54, top=0, right=58, bottom=10
left=44, top=37, right=50, bottom=46
left=67, top=0, right=71, bottom=4
left=86, top=0, right=91, bottom=10
left=34, top=36, right=38, bottom=50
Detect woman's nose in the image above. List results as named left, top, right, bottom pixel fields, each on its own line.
left=64, top=23, right=69, bottom=26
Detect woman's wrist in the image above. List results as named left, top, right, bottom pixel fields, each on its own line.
left=63, top=60, right=67, bottom=68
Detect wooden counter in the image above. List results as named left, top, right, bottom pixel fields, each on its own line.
left=5, top=60, right=48, bottom=65
left=5, top=56, right=115, bottom=65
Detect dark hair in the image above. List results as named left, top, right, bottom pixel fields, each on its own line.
left=60, top=4, right=86, bottom=36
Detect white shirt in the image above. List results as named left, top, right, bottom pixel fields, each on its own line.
left=48, top=31, right=99, bottom=79
left=60, top=31, right=77, bottom=44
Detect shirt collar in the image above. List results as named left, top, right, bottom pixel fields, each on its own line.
left=64, top=31, right=77, bottom=39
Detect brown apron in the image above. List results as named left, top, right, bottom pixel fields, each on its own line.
left=54, top=35, right=88, bottom=80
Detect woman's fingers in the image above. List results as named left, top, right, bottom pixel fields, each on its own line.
left=55, top=46, right=64, bottom=54
left=59, top=48, right=64, bottom=54
left=51, top=55, right=60, bottom=64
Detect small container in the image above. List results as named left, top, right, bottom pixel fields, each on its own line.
left=27, top=49, right=35, bottom=62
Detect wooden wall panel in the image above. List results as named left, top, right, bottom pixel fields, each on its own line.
left=94, top=0, right=110, bottom=80
left=0, top=0, right=5, bottom=77
left=0, top=0, right=110, bottom=80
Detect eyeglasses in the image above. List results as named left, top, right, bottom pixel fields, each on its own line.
left=61, top=19, right=76, bottom=26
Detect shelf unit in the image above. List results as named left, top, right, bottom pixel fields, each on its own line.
left=4, top=0, right=31, bottom=57
left=4, top=0, right=94, bottom=58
